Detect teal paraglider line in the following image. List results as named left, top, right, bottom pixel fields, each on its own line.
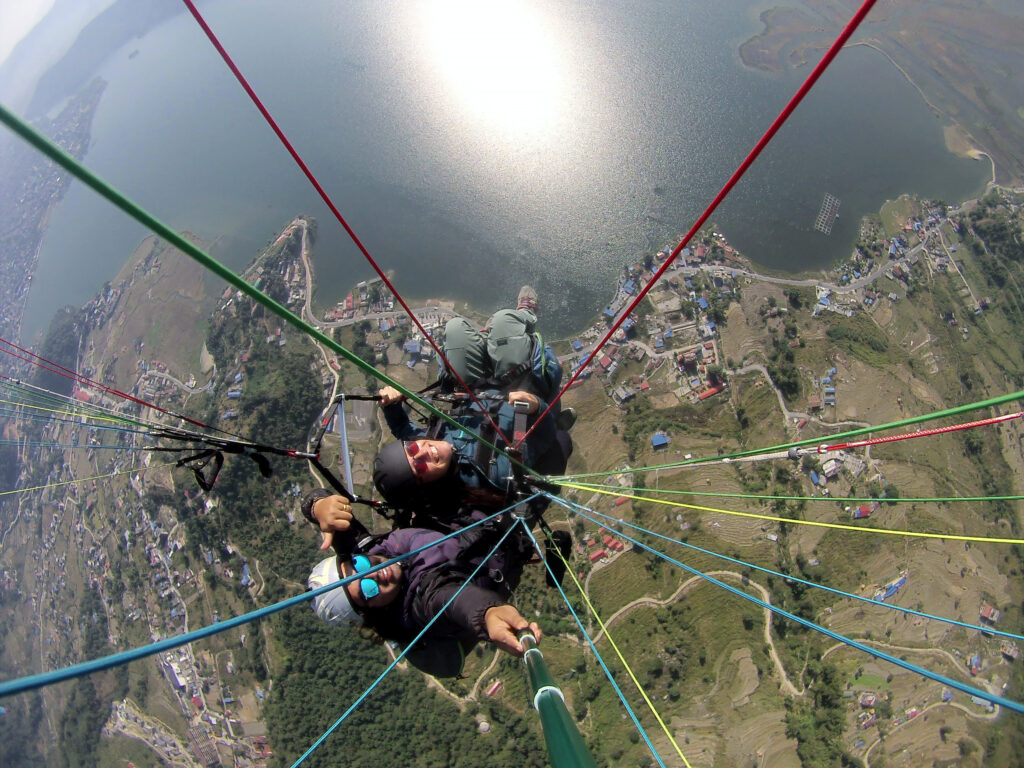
left=0, top=508, right=507, bottom=698
left=288, top=513, right=524, bottom=767
left=577, top=504, right=1024, bottom=643
left=550, top=496, right=1024, bottom=715
left=519, top=523, right=666, bottom=768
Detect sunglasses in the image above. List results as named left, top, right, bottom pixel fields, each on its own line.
left=351, top=555, right=381, bottom=602
left=404, top=441, right=429, bottom=476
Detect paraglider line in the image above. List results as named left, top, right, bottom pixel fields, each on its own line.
left=552, top=497, right=1024, bottom=714
left=180, top=0, right=511, bottom=447
left=816, top=410, right=1023, bottom=453
left=575, top=501, right=1024, bottom=643
left=527, top=523, right=692, bottom=764
left=0, top=462, right=174, bottom=499
left=552, top=389, right=1024, bottom=480
left=0, top=507, right=509, bottom=698
left=559, top=480, right=1024, bottom=506
left=0, top=101, right=532, bottom=482
left=560, top=482, right=1024, bottom=545
left=515, top=0, right=881, bottom=450
left=0, top=337, right=242, bottom=440
left=521, top=522, right=671, bottom=768
left=290, top=519, right=521, bottom=767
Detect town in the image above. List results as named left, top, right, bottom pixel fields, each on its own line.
left=3, top=185, right=1023, bottom=767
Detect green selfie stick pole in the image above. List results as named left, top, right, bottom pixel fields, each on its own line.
left=519, top=631, right=597, bottom=768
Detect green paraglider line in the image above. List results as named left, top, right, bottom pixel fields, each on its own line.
left=0, top=101, right=531, bottom=480
left=563, top=480, right=1024, bottom=505
left=0, top=508, right=508, bottom=699
left=554, top=388, right=1024, bottom=480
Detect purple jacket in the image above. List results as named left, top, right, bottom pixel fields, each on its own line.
left=368, top=526, right=516, bottom=644
left=302, top=489, right=526, bottom=675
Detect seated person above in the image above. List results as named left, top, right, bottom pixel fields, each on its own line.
left=440, top=288, right=561, bottom=402
left=373, top=384, right=572, bottom=518
left=304, top=493, right=540, bottom=678
left=372, top=286, right=573, bottom=518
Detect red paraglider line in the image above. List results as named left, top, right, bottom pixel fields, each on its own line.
left=180, top=0, right=511, bottom=446
left=817, top=411, right=1023, bottom=454
left=0, top=336, right=220, bottom=433
left=515, top=0, right=880, bottom=449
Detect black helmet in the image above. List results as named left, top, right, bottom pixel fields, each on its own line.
left=373, top=441, right=417, bottom=506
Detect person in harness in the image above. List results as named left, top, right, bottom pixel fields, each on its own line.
left=304, top=494, right=541, bottom=678
left=372, top=287, right=574, bottom=523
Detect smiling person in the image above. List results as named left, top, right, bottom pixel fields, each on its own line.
left=371, top=384, right=576, bottom=530
left=305, top=499, right=541, bottom=677
left=368, top=288, right=574, bottom=521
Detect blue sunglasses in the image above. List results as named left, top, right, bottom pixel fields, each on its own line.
left=352, top=555, right=381, bottom=602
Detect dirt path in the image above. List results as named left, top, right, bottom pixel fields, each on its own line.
left=862, top=699, right=997, bottom=768
left=822, top=639, right=968, bottom=682
left=589, top=569, right=802, bottom=697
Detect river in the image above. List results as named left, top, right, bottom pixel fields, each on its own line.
left=11, top=0, right=989, bottom=338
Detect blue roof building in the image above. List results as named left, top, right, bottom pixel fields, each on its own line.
left=684, top=279, right=693, bottom=289
left=623, top=280, right=637, bottom=294
left=572, top=340, right=583, bottom=351
left=698, top=297, right=709, bottom=310
left=651, top=432, right=669, bottom=449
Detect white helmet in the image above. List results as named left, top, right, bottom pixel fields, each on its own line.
left=308, top=556, right=362, bottom=626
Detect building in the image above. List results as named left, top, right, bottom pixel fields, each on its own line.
left=969, top=653, right=983, bottom=675
left=821, top=458, right=840, bottom=478
left=651, top=432, right=669, bottom=449
left=697, top=385, right=724, bottom=401
left=589, top=549, right=607, bottom=563
left=980, top=604, right=1002, bottom=624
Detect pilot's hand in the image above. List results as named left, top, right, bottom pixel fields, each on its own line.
left=507, top=390, right=540, bottom=414
left=379, top=386, right=406, bottom=407
left=311, top=495, right=354, bottom=550
left=484, top=605, right=542, bottom=656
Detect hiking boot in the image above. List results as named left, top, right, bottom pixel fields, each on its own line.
left=555, top=407, right=577, bottom=431
left=517, top=285, right=540, bottom=313
left=545, top=529, right=572, bottom=588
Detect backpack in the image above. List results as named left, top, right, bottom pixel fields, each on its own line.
left=483, top=310, right=561, bottom=402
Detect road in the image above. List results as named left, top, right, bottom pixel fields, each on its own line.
left=144, top=369, right=212, bottom=395
left=862, top=699, right=996, bottom=768
left=105, top=698, right=199, bottom=768
left=587, top=569, right=802, bottom=697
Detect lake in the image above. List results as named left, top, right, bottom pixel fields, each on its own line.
left=13, top=0, right=989, bottom=338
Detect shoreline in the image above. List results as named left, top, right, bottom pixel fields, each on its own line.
left=848, top=41, right=998, bottom=189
